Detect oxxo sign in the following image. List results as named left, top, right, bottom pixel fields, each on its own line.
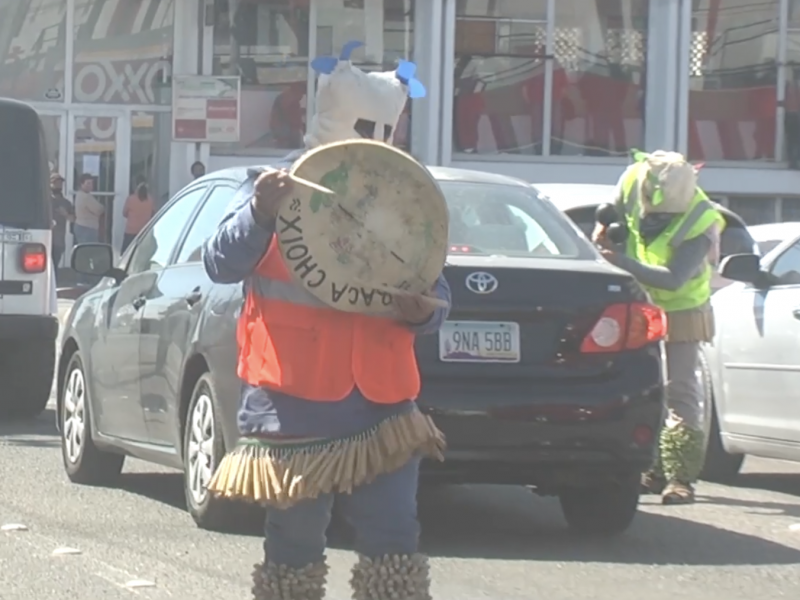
left=73, top=58, right=172, bottom=104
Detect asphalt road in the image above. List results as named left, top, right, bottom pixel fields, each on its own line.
left=1, top=301, right=799, bottom=599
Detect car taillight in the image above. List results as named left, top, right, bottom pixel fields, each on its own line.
left=20, top=243, right=47, bottom=273
left=580, top=302, right=666, bottom=353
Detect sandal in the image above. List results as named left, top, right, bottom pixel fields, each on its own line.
left=661, top=480, right=695, bottom=505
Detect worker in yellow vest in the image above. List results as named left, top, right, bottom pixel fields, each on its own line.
left=593, top=149, right=724, bottom=504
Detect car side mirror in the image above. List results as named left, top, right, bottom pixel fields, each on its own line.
left=71, top=243, right=125, bottom=283
left=719, top=253, right=764, bottom=285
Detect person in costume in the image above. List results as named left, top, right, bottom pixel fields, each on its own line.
left=202, top=40, right=450, bottom=600
left=593, top=149, right=723, bottom=505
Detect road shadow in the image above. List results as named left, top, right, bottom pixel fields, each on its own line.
left=0, top=408, right=58, bottom=438
left=732, top=472, right=800, bottom=498
left=119, top=472, right=186, bottom=511
left=118, top=471, right=264, bottom=534
left=403, top=484, right=800, bottom=565
left=697, top=493, right=800, bottom=519
left=115, top=474, right=800, bottom=566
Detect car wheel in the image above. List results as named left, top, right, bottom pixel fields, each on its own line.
left=696, top=350, right=714, bottom=441
left=700, top=404, right=744, bottom=484
left=0, top=340, right=55, bottom=418
left=183, top=373, right=242, bottom=531
left=558, top=472, right=640, bottom=536
left=61, top=352, right=125, bottom=484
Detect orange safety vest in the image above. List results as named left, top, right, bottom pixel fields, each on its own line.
left=236, top=236, right=421, bottom=403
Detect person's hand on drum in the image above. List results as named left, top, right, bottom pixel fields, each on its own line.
left=394, top=291, right=438, bottom=325
left=251, top=169, right=293, bottom=226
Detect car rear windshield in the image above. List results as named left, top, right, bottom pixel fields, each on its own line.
left=438, top=181, right=587, bottom=258
left=0, top=103, right=51, bottom=229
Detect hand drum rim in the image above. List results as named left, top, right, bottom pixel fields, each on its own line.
left=276, top=138, right=449, bottom=314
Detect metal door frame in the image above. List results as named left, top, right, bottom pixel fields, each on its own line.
left=66, top=107, right=131, bottom=252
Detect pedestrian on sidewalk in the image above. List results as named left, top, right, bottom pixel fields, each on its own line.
left=49, top=173, right=75, bottom=271
left=73, top=174, right=103, bottom=245
left=191, top=161, right=206, bottom=180
left=122, top=182, right=155, bottom=252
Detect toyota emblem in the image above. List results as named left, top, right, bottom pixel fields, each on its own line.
left=465, top=272, right=498, bottom=294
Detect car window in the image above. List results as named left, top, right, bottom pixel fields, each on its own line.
left=0, top=104, right=50, bottom=229
left=758, top=239, right=782, bottom=256
left=440, top=182, right=584, bottom=258
left=127, top=186, right=208, bottom=275
left=175, top=184, right=238, bottom=264
left=506, top=205, right=559, bottom=255
left=769, top=240, right=800, bottom=285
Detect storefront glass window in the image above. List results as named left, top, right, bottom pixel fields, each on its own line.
left=315, top=0, right=414, bottom=150
left=727, top=196, right=779, bottom=225
left=72, top=0, right=174, bottom=105
left=784, top=3, right=800, bottom=168
left=452, top=0, right=647, bottom=159
left=0, top=0, right=68, bottom=102
left=552, top=1, right=648, bottom=157
left=688, top=0, right=779, bottom=162
left=131, top=111, right=172, bottom=209
left=211, top=0, right=414, bottom=157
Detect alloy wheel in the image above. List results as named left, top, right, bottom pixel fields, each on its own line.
left=63, top=367, right=86, bottom=464
left=187, top=393, right=215, bottom=505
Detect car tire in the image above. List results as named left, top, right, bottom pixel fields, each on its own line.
left=183, top=372, right=245, bottom=531
left=558, top=472, right=641, bottom=536
left=0, top=340, right=55, bottom=418
left=61, top=352, right=125, bottom=484
left=700, top=404, right=744, bottom=484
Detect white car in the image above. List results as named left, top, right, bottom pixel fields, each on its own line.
left=748, top=221, right=800, bottom=256
left=701, top=233, right=800, bottom=482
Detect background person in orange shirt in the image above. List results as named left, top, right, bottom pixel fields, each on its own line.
left=122, top=182, right=155, bottom=252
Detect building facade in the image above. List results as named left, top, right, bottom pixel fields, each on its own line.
left=7, top=0, right=800, bottom=251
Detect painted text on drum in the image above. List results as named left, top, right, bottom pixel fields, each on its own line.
left=439, top=321, right=521, bottom=363
left=278, top=210, right=394, bottom=309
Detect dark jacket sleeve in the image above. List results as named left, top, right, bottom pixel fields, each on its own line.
left=202, top=178, right=275, bottom=285
left=606, top=234, right=712, bottom=292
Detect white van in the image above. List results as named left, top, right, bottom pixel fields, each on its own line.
left=0, top=98, right=58, bottom=418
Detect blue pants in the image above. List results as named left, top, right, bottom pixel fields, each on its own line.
left=264, top=456, right=421, bottom=568
left=72, top=223, right=99, bottom=245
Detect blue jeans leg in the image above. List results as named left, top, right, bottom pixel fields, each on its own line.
left=264, top=493, right=334, bottom=568
left=338, top=456, right=421, bottom=558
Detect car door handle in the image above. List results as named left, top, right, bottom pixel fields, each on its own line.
left=186, top=287, right=202, bottom=307
left=132, top=295, right=146, bottom=310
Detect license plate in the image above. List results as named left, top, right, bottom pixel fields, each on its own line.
left=439, top=321, right=521, bottom=363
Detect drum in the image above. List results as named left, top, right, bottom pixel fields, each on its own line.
left=276, top=139, right=449, bottom=314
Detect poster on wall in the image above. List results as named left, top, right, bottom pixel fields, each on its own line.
left=172, top=75, right=241, bottom=143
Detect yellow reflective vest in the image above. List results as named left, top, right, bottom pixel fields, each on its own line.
left=620, top=165, right=725, bottom=313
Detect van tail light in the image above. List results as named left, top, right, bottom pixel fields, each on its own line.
left=20, top=243, right=47, bottom=273
left=580, top=302, right=666, bottom=353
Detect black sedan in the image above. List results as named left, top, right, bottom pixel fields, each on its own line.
left=57, top=167, right=666, bottom=536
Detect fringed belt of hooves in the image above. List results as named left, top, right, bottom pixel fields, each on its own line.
left=206, top=409, right=445, bottom=509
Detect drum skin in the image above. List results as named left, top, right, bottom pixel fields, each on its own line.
left=276, top=139, right=449, bottom=314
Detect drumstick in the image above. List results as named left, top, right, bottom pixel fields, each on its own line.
left=289, top=173, right=335, bottom=195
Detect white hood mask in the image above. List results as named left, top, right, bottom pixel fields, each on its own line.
left=304, top=40, right=426, bottom=149
left=630, top=150, right=699, bottom=216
